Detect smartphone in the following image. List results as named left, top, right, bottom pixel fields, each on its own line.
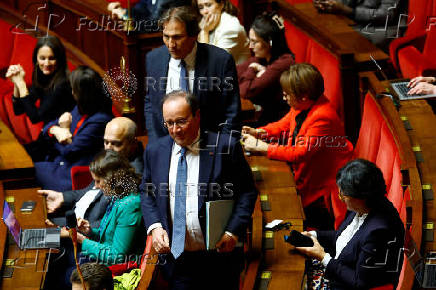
left=20, top=201, right=36, bottom=213
left=284, top=230, right=314, bottom=247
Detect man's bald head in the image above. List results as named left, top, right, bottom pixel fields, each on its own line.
left=104, top=117, right=137, bottom=157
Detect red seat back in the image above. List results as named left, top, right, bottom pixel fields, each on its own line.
left=9, top=32, right=37, bottom=86
left=284, top=21, right=310, bottom=63
left=71, top=166, right=93, bottom=190
left=355, top=94, right=404, bottom=213
left=306, top=39, right=343, bottom=120
left=0, top=19, right=15, bottom=70
left=354, top=94, right=383, bottom=162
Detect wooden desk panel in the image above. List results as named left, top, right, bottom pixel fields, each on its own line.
left=0, top=121, right=34, bottom=181
left=267, top=270, right=306, bottom=290
left=277, top=0, right=388, bottom=64
left=246, top=154, right=305, bottom=289
left=263, top=219, right=305, bottom=270
left=262, top=188, right=305, bottom=221
left=247, top=155, right=296, bottom=189
left=1, top=186, right=50, bottom=290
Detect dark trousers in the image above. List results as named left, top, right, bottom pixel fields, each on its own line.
left=156, top=248, right=244, bottom=290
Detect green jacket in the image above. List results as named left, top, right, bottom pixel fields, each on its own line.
left=81, top=193, right=145, bottom=265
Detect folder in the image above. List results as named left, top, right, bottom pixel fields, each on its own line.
left=205, top=200, right=234, bottom=250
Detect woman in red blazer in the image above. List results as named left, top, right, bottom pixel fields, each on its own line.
left=242, top=63, right=353, bottom=229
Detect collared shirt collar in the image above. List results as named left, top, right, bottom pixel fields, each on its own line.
left=170, top=42, right=197, bottom=69
left=173, top=129, right=201, bottom=155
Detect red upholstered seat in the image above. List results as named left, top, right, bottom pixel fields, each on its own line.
left=355, top=93, right=404, bottom=213
left=9, top=32, right=37, bottom=86
left=0, top=19, right=15, bottom=70
left=389, top=0, right=436, bottom=76
left=284, top=21, right=310, bottom=63
left=71, top=166, right=93, bottom=190
left=353, top=95, right=383, bottom=162
left=283, top=21, right=344, bottom=121
left=395, top=29, right=436, bottom=78
left=306, top=39, right=343, bottom=120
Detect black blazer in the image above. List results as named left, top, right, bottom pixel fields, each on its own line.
left=317, top=198, right=405, bottom=289
left=144, top=43, right=241, bottom=142
left=139, top=132, right=257, bottom=241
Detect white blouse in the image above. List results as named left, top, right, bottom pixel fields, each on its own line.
left=208, top=12, right=250, bottom=65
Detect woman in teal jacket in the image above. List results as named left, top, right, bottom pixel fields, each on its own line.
left=45, top=150, right=145, bottom=288
left=76, top=150, right=146, bottom=265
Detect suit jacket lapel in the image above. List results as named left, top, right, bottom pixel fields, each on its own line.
left=157, top=47, right=171, bottom=95
left=193, top=43, right=207, bottom=97
left=158, top=136, right=173, bottom=226
left=198, top=134, right=215, bottom=209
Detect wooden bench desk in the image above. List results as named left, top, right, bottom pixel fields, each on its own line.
left=0, top=120, right=50, bottom=289
left=0, top=121, right=34, bottom=182
left=246, top=154, right=305, bottom=290
left=0, top=183, right=50, bottom=290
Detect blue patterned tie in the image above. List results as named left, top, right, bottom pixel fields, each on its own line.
left=180, top=60, right=189, bottom=92
left=171, top=147, right=187, bottom=259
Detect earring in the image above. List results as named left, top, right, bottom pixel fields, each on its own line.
left=269, top=40, right=272, bottom=46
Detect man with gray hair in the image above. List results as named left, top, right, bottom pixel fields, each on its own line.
left=39, top=117, right=144, bottom=228
left=144, top=5, right=241, bottom=142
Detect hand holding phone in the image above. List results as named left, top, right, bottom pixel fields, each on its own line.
left=284, top=230, right=314, bottom=247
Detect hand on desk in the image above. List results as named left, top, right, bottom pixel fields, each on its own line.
left=151, top=227, right=170, bottom=254
left=408, top=76, right=436, bottom=88
left=241, top=133, right=268, bottom=154
left=216, top=232, right=237, bottom=253
left=295, top=232, right=326, bottom=261
left=408, top=82, right=436, bottom=95
left=38, top=189, right=64, bottom=213
left=242, top=126, right=267, bottom=138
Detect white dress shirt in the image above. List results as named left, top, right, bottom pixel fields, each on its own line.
left=321, top=213, right=368, bottom=266
left=74, top=188, right=100, bottom=219
left=146, top=139, right=206, bottom=252
left=209, top=12, right=250, bottom=65
left=168, top=142, right=205, bottom=251
left=166, top=43, right=197, bottom=94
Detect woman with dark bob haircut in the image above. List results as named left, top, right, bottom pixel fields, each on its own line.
left=243, top=63, right=353, bottom=230
left=34, top=66, right=113, bottom=191
left=237, top=11, right=295, bottom=125
left=46, top=150, right=145, bottom=288
left=295, top=159, right=405, bottom=289
left=6, top=35, right=75, bottom=124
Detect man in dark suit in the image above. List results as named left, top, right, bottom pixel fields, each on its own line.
left=140, top=91, right=257, bottom=289
left=39, top=117, right=144, bottom=228
left=144, top=5, right=241, bottom=142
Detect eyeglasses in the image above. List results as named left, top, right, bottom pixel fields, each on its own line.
left=163, top=117, right=190, bottom=129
